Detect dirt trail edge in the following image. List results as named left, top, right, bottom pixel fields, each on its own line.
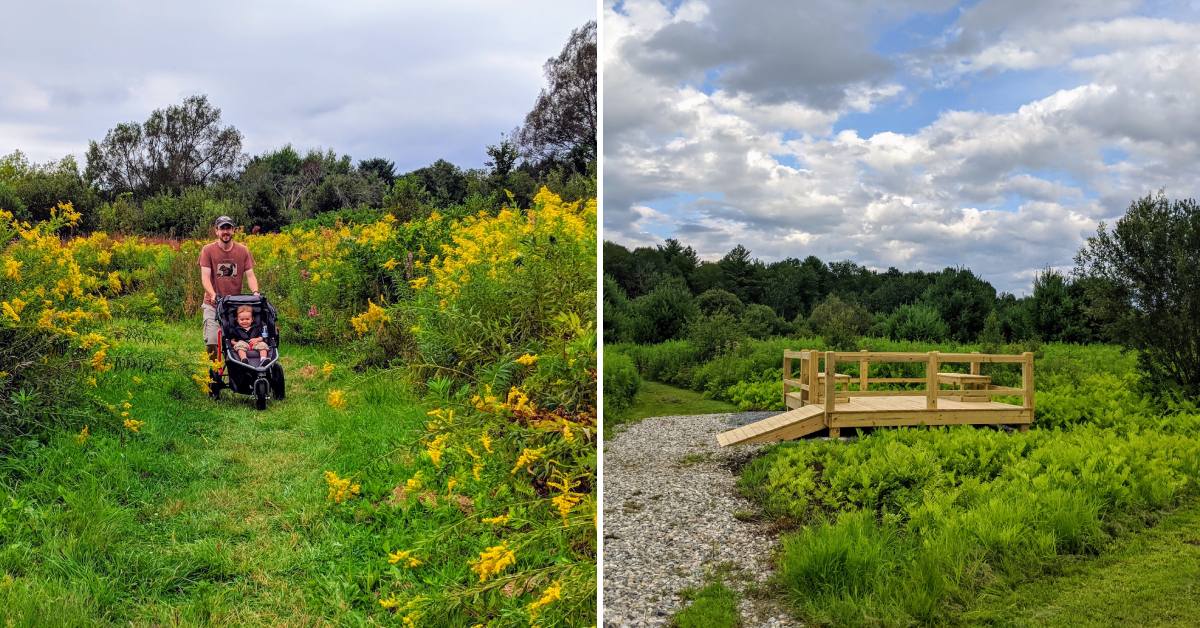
left=603, top=412, right=798, bottom=628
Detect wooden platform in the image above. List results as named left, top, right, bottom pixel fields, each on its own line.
left=717, top=349, right=1036, bottom=447
left=716, top=395, right=1030, bottom=446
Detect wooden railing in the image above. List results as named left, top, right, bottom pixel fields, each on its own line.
left=783, top=349, right=1035, bottom=414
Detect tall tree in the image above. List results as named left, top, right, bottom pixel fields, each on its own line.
left=85, top=95, right=242, bottom=196
left=517, top=20, right=597, bottom=167
left=1076, top=193, right=1200, bottom=397
left=358, top=158, right=397, bottom=187
left=922, top=267, right=996, bottom=342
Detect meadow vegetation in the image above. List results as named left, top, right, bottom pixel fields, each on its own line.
left=0, top=191, right=596, bottom=624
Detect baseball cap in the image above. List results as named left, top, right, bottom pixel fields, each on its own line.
left=214, top=216, right=235, bottom=228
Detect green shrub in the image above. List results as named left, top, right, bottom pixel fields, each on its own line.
left=603, top=349, right=641, bottom=414
left=687, top=310, right=745, bottom=360
left=881, top=303, right=949, bottom=342
left=725, top=380, right=783, bottom=411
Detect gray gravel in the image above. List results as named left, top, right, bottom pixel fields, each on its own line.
left=603, top=412, right=799, bottom=627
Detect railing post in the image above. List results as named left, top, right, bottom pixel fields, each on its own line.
left=1022, top=351, right=1035, bottom=432
left=825, top=351, right=839, bottom=437
left=859, top=349, right=868, bottom=393
left=926, top=351, right=939, bottom=410
left=970, top=351, right=980, bottom=376
left=783, top=352, right=791, bottom=407
left=809, top=350, right=820, bottom=404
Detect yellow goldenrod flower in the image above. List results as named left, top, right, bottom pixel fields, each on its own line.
left=387, top=549, right=422, bottom=568
left=380, top=597, right=401, bottom=609
left=481, top=513, right=509, bottom=525
left=91, top=348, right=111, bottom=373
left=408, top=276, right=428, bottom=290
left=527, top=581, right=563, bottom=619
left=426, top=433, right=449, bottom=467
left=548, top=472, right=584, bottom=523
left=551, top=492, right=584, bottom=523
left=3, top=258, right=20, bottom=280
left=1, top=301, right=22, bottom=323
left=511, top=447, right=544, bottom=474
left=324, top=470, right=361, bottom=503
left=322, top=361, right=335, bottom=377
left=350, top=299, right=390, bottom=335
left=470, top=542, right=515, bottom=582
left=327, top=389, right=347, bottom=410
left=516, top=353, right=538, bottom=366
left=479, top=433, right=493, bottom=453
left=473, top=461, right=483, bottom=481
left=447, top=477, right=458, bottom=493
left=505, top=387, right=532, bottom=413
left=76, top=425, right=89, bottom=444
left=123, top=418, right=144, bottom=433
left=382, top=258, right=399, bottom=270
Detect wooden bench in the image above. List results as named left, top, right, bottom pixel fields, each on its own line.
left=938, top=372, right=991, bottom=402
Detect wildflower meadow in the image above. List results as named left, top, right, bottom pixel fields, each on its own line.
left=0, top=189, right=596, bottom=624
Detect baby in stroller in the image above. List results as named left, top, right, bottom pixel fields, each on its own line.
left=230, top=305, right=269, bottom=362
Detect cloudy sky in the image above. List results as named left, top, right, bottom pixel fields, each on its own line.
left=604, top=0, right=1200, bottom=294
left=1, top=1, right=593, bottom=172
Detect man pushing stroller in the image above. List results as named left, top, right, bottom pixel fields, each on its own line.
left=199, top=215, right=260, bottom=364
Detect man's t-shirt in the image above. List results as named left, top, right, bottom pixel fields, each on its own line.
left=198, top=242, right=254, bottom=305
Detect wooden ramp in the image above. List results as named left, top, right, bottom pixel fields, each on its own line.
left=717, top=404, right=826, bottom=447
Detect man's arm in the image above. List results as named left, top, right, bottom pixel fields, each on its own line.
left=245, top=269, right=260, bottom=294
left=200, top=266, right=216, bottom=302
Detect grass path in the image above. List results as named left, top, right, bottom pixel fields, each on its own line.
left=0, top=319, right=428, bottom=624
left=607, top=381, right=737, bottom=433
left=965, top=499, right=1200, bottom=626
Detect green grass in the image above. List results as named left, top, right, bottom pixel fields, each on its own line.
left=0, top=319, right=581, bottom=624
left=673, top=570, right=742, bottom=628
left=964, top=499, right=1200, bottom=627
left=609, top=381, right=737, bottom=431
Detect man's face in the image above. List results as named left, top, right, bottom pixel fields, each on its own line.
left=238, top=311, right=253, bottom=327
left=216, top=224, right=234, bottom=243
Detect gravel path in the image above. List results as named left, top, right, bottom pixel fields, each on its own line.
left=603, top=412, right=800, bottom=627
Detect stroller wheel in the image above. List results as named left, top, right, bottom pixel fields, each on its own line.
left=254, top=378, right=269, bottom=411
left=270, top=364, right=286, bottom=400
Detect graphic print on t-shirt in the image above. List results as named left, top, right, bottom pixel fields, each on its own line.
left=216, top=262, right=237, bottom=278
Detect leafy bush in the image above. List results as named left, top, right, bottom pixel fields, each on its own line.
left=603, top=349, right=640, bottom=414
left=881, top=303, right=949, bottom=342
left=742, top=303, right=786, bottom=339
left=725, top=379, right=783, bottom=411
left=808, top=295, right=870, bottom=350
left=687, top=310, right=745, bottom=360
left=0, top=204, right=111, bottom=439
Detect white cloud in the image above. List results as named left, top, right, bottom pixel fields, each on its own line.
left=0, top=1, right=594, bottom=169
left=605, top=0, right=1200, bottom=294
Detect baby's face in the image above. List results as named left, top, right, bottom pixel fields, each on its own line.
left=238, top=311, right=253, bottom=328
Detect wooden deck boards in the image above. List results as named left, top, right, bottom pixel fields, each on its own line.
left=718, top=395, right=1031, bottom=446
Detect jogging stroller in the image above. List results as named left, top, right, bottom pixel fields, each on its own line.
left=208, top=294, right=285, bottom=410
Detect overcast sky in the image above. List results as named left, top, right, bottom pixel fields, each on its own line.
left=604, top=0, right=1200, bottom=294
left=1, top=0, right=593, bottom=172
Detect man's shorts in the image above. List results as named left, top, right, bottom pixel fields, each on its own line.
left=202, top=303, right=220, bottom=345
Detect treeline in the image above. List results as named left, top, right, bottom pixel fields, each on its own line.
left=0, top=21, right=597, bottom=238
left=605, top=241, right=1106, bottom=350
left=605, top=193, right=1200, bottom=399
